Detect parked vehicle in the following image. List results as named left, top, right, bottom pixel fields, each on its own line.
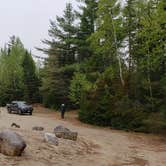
left=6, top=101, right=33, bottom=115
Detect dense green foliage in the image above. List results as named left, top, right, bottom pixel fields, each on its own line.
left=22, top=51, right=40, bottom=103
left=39, top=0, right=165, bottom=133
left=76, top=0, right=98, bottom=61
left=0, top=36, right=40, bottom=105
left=69, top=72, right=92, bottom=106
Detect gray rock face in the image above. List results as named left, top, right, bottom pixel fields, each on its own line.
left=54, top=126, right=78, bottom=141
left=0, top=129, right=26, bottom=156
left=44, top=133, right=58, bottom=146
left=32, top=126, right=44, bottom=131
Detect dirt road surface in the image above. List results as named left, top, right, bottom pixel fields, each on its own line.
left=0, top=106, right=166, bottom=166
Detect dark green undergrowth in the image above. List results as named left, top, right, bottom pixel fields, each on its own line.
left=79, top=85, right=166, bottom=134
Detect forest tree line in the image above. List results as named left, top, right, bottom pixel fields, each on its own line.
left=0, top=36, right=40, bottom=105
left=0, top=0, right=165, bottom=133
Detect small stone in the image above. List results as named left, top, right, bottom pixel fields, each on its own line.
left=32, top=126, right=44, bottom=131
left=44, top=133, right=59, bottom=146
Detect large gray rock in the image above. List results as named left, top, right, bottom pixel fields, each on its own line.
left=44, top=133, right=59, bottom=146
left=0, top=129, right=26, bottom=156
left=54, top=126, right=78, bottom=141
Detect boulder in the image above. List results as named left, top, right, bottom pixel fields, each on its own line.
left=44, top=133, right=58, bottom=146
left=32, top=126, right=44, bottom=131
left=55, top=131, right=78, bottom=141
left=54, top=126, right=78, bottom=141
left=0, top=129, right=26, bottom=156
left=53, top=125, right=70, bottom=133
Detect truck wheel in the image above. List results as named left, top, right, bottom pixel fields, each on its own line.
left=8, top=109, right=11, bottom=114
left=18, top=109, right=22, bottom=115
left=29, top=111, right=32, bottom=115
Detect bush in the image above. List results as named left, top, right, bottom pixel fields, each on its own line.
left=79, top=89, right=146, bottom=130
left=79, top=90, right=112, bottom=126
left=79, top=67, right=166, bottom=134
left=79, top=73, right=147, bottom=130
left=79, top=73, right=115, bottom=126
left=136, top=113, right=166, bottom=134
left=69, top=72, right=92, bottom=107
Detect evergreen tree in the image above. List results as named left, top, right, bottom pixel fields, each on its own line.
left=22, top=51, right=40, bottom=103
left=76, top=0, right=98, bottom=62
left=39, top=3, right=77, bottom=108
left=40, top=54, right=68, bottom=108
left=0, top=36, right=40, bottom=105
left=41, top=3, right=77, bottom=65
left=0, top=37, right=25, bottom=105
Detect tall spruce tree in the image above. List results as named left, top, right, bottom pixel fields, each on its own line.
left=76, top=0, right=98, bottom=62
left=22, top=51, right=40, bottom=103
left=42, top=3, right=77, bottom=65
left=40, top=3, right=77, bottom=107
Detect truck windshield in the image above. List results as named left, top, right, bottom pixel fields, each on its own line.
left=18, top=102, right=27, bottom=107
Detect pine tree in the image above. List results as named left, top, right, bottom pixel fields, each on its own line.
left=22, top=51, right=40, bottom=103
left=39, top=3, right=77, bottom=108
left=40, top=54, right=68, bottom=108
left=76, top=0, right=98, bottom=62
left=41, top=3, right=77, bottom=65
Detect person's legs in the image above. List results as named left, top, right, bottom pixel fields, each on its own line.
left=61, top=111, right=64, bottom=119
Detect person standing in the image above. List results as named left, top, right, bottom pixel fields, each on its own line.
left=60, top=104, right=66, bottom=119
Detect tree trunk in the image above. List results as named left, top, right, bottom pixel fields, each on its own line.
left=110, top=10, right=125, bottom=87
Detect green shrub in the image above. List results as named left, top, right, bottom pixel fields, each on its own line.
left=69, top=72, right=92, bottom=106
left=136, top=114, right=166, bottom=134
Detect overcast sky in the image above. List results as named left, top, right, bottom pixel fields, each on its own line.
left=0, top=0, right=78, bottom=58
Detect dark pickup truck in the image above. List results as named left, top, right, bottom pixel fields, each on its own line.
left=6, top=101, right=33, bottom=115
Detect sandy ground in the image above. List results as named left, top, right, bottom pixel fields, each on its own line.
left=0, top=105, right=166, bottom=166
